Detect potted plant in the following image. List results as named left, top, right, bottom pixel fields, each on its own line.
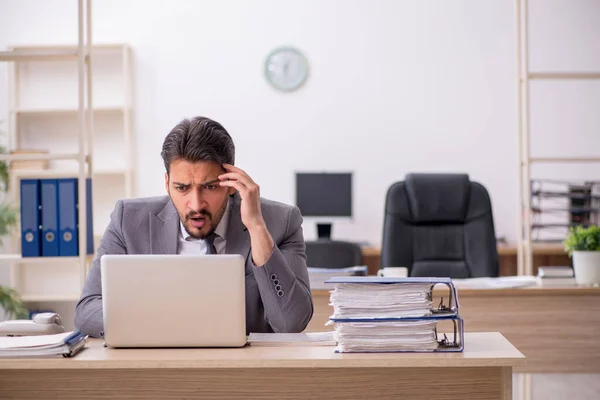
left=0, top=286, right=28, bottom=319
left=0, top=123, right=28, bottom=319
left=0, top=201, right=25, bottom=319
left=564, top=225, right=600, bottom=285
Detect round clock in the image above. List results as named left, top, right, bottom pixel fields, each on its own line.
left=264, top=47, right=309, bottom=92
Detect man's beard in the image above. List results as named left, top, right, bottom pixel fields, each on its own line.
left=178, top=197, right=228, bottom=240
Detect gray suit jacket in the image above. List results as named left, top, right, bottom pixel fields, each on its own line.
left=74, top=193, right=314, bottom=338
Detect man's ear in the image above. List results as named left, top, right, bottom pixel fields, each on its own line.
left=228, top=187, right=236, bottom=196
left=164, top=172, right=169, bottom=193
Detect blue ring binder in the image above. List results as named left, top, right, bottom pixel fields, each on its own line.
left=325, top=277, right=465, bottom=353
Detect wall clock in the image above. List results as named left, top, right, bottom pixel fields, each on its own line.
left=264, top=47, right=309, bottom=92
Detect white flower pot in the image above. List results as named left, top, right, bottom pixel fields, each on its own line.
left=572, top=251, right=600, bottom=285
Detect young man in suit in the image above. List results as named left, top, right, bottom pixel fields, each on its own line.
left=74, top=116, right=313, bottom=338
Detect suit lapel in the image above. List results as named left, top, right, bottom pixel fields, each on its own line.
left=149, top=199, right=179, bottom=254
left=225, top=193, right=251, bottom=259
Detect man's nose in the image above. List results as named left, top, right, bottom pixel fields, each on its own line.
left=187, top=188, right=207, bottom=211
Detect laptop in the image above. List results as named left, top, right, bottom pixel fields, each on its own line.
left=100, top=254, right=247, bottom=348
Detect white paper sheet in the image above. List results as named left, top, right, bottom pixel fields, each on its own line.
left=247, top=331, right=336, bottom=346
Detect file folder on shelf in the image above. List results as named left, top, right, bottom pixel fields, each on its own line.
left=20, top=179, right=41, bottom=257
left=40, top=179, right=59, bottom=257
left=58, top=178, right=78, bottom=256
left=56, top=178, right=93, bottom=256
left=85, top=178, right=94, bottom=255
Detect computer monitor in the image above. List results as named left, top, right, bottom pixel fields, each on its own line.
left=295, top=172, right=352, bottom=239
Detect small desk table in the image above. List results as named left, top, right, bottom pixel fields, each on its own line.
left=0, top=332, right=524, bottom=400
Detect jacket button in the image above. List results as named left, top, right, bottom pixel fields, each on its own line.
left=277, top=290, right=284, bottom=297
left=270, top=274, right=277, bottom=281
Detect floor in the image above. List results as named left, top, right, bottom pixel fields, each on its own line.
left=513, top=374, right=600, bottom=400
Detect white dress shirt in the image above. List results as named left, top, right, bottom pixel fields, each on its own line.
left=177, top=200, right=230, bottom=255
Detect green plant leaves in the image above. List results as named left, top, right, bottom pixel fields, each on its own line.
left=0, top=286, right=29, bottom=319
left=563, top=225, right=600, bottom=256
left=0, top=143, right=26, bottom=319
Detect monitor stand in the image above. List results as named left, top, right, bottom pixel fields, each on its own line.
left=317, top=223, right=332, bottom=239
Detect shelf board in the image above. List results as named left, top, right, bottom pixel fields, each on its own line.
left=94, top=169, right=129, bottom=176
left=21, top=294, right=81, bottom=302
left=0, top=254, right=91, bottom=264
left=529, top=157, right=600, bottom=164
left=0, top=49, right=80, bottom=62
left=528, top=72, right=600, bottom=80
left=9, top=168, right=128, bottom=178
left=12, top=106, right=128, bottom=115
left=0, top=153, right=83, bottom=162
left=515, top=242, right=567, bottom=255
left=10, top=44, right=126, bottom=52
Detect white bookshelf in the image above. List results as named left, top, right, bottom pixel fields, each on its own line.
left=3, top=43, right=134, bottom=301
left=0, top=3, right=133, bottom=303
left=515, top=0, right=600, bottom=276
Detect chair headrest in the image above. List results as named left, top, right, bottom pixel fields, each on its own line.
left=405, top=173, right=470, bottom=223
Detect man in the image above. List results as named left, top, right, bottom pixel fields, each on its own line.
left=74, top=116, right=313, bottom=338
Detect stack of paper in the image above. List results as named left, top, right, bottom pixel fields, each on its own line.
left=536, top=266, right=576, bottom=286
left=538, top=266, right=574, bottom=278
left=329, top=283, right=433, bottom=319
left=325, top=277, right=464, bottom=353
left=452, top=276, right=539, bottom=289
left=247, top=331, right=335, bottom=347
left=332, top=320, right=439, bottom=353
left=0, top=330, right=88, bottom=358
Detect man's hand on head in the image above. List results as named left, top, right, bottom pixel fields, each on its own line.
left=218, top=164, right=266, bottom=231
left=219, top=164, right=274, bottom=266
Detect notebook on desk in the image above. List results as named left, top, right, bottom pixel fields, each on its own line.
left=0, top=330, right=87, bottom=358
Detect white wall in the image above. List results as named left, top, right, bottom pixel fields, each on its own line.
left=0, top=0, right=599, bottom=245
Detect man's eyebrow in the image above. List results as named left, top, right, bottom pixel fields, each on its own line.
left=199, top=178, right=220, bottom=186
left=172, top=179, right=220, bottom=187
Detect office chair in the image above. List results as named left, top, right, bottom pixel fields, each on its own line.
left=381, top=173, right=499, bottom=278
left=305, top=240, right=362, bottom=269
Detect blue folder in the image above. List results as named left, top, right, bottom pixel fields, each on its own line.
left=58, top=179, right=78, bottom=256
left=20, top=179, right=41, bottom=257
left=62, top=330, right=89, bottom=357
left=325, top=277, right=464, bottom=353
left=40, top=179, right=59, bottom=257
left=85, top=178, right=94, bottom=255
left=57, top=178, right=94, bottom=256
left=331, top=316, right=465, bottom=353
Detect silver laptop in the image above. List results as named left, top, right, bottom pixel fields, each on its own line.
left=100, top=254, right=247, bottom=348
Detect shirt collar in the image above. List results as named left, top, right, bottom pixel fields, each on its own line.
left=179, top=198, right=231, bottom=241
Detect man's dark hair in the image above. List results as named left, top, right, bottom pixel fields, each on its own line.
left=161, top=116, right=235, bottom=174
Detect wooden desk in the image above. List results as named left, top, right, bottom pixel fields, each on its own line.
left=0, top=333, right=523, bottom=400
left=360, top=243, right=570, bottom=276
left=307, top=285, right=600, bottom=373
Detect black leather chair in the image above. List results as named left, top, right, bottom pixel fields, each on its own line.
left=305, top=240, right=362, bottom=269
left=381, top=173, right=499, bottom=278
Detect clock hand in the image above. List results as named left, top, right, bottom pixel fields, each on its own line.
left=283, top=61, right=289, bottom=77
